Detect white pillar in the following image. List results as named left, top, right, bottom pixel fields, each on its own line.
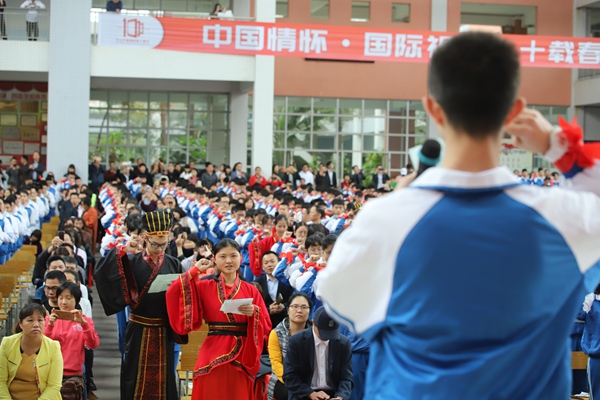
left=252, top=0, right=275, bottom=172
left=427, top=0, right=447, bottom=140
left=230, top=91, right=249, bottom=167
left=47, top=0, right=91, bottom=182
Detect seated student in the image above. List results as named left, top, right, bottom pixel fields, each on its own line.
left=256, top=251, right=294, bottom=329
left=44, top=282, right=100, bottom=400
left=63, top=256, right=88, bottom=299
left=284, top=306, right=353, bottom=400
left=41, top=270, right=67, bottom=315
left=34, top=255, right=67, bottom=304
left=0, top=303, right=63, bottom=400
left=267, top=293, right=312, bottom=400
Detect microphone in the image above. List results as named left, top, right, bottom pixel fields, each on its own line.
left=417, top=140, right=442, bottom=177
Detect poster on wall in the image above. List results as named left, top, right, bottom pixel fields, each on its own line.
left=500, top=139, right=533, bottom=172
left=1, top=127, right=21, bottom=140
left=3, top=140, right=24, bottom=155
left=0, top=114, right=17, bottom=126
left=24, top=142, right=40, bottom=154
left=21, top=127, right=40, bottom=141
left=0, top=84, right=48, bottom=162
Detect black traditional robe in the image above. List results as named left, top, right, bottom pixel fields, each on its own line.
left=95, top=247, right=183, bottom=400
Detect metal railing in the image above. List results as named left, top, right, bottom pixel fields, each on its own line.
left=0, top=8, right=50, bottom=42
left=90, top=8, right=254, bottom=45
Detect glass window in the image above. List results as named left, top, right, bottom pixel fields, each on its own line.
left=287, top=114, right=312, bottom=132
left=169, top=111, right=188, bottom=129
left=150, top=93, right=168, bottom=110
left=313, top=116, right=336, bottom=133
left=287, top=97, right=311, bottom=114
left=388, top=118, right=407, bottom=134
left=363, top=117, right=386, bottom=135
left=314, top=134, right=336, bottom=150
left=106, top=130, right=127, bottom=145
left=313, top=98, right=337, bottom=114
left=129, top=92, right=148, bottom=109
left=392, top=3, right=410, bottom=23
left=191, top=111, right=208, bottom=130
left=287, top=132, right=310, bottom=149
left=339, top=99, right=362, bottom=115
left=364, top=99, right=387, bottom=116
left=211, top=94, right=229, bottom=112
left=276, top=0, right=289, bottom=18
left=390, top=100, right=408, bottom=116
left=108, top=110, right=127, bottom=128
left=273, top=97, right=286, bottom=114
left=109, top=92, right=128, bottom=109
left=190, top=94, right=208, bottom=111
left=408, top=101, right=426, bottom=118
left=128, top=147, right=147, bottom=164
left=89, top=108, right=107, bottom=126
left=351, top=2, right=370, bottom=22
left=129, top=129, right=147, bottom=146
left=274, top=132, right=286, bottom=149
left=168, top=130, right=187, bottom=147
left=187, top=0, right=215, bottom=13
left=211, top=112, right=229, bottom=130
left=133, top=0, right=160, bottom=10
left=363, top=136, right=385, bottom=152
left=90, top=91, right=108, bottom=108
left=340, top=134, right=362, bottom=151
left=169, top=148, right=188, bottom=165
left=388, top=135, right=407, bottom=152
left=169, top=93, right=188, bottom=110
left=164, top=0, right=186, bottom=11
left=311, top=0, right=329, bottom=19
left=460, top=3, right=536, bottom=35
left=339, top=117, right=362, bottom=134
left=129, top=110, right=148, bottom=128
left=89, top=127, right=101, bottom=145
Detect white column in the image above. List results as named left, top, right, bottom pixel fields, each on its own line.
left=229, top=91, right=249, bottom=166
left=47, top=0, right=91, bottom=182
left=427, top=0, right=447, bottom=140
left=252, top=0, right=276, bottom=172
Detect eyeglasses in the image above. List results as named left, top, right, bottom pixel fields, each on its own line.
left=289, top=305, right=310, bottom=311
left=44, top=286, right=59, bottom=292
left=146, top=240, right=169, bottom=250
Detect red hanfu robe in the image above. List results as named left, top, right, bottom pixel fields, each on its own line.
left=166, top=271, right=271, bottom=400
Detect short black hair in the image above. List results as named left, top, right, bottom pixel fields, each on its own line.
left=262, top=251, right=279, bottom=261
left=45, top=270, right=67, bottom=283
left=428, top=32, right=520, bottom=138
left=56, top=281, right=82, bottom=308
left=305, top=234, right=323, bottom=249
left=46, top=255, right=66, bottom=269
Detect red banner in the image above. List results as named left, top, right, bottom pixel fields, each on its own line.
left=97, top=14, right=600, bottom=69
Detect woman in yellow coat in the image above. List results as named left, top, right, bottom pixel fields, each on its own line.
left=0, top=303, right=63, bottom=400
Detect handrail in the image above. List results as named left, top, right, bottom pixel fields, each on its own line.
left=0, top=8, right=50, bottom=42
left=90, top=8, right=255, bottom=21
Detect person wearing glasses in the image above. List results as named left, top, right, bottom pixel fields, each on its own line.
left=95, top=210, right=183, bottom=400
left=267, top=293, right=312, bottom=400
left=40, top=269, right=67, bottom=315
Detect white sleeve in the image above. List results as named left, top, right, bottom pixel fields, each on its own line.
left=583, top=293, right=596, bottom=313
left=20, top=1, right=30, bottom=7
left=505, top=186, right=600, bottom=274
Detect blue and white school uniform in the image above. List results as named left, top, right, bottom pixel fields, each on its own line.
left=319, top=160, right=600, bottom=400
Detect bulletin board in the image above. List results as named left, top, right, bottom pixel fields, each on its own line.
left=0, top=82, right=48, bottom=166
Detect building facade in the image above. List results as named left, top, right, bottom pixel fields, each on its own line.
left=0, top=0, right=597, bottom=182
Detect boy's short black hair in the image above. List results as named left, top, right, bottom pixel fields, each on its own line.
left=428, top=32, right=520, bottom=138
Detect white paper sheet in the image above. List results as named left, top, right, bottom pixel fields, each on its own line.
left=148, top=274, right=181, bottom=293
left=219, top=298, right=253, bottom=315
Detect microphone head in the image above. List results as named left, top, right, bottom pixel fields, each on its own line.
left=420, top=140, right=441, bottom=163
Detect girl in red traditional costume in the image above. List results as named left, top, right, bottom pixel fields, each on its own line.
left=166, top=238, right=271, bottom=400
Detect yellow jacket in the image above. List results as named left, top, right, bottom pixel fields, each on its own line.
left=0, top=333, right=63, bottom=400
